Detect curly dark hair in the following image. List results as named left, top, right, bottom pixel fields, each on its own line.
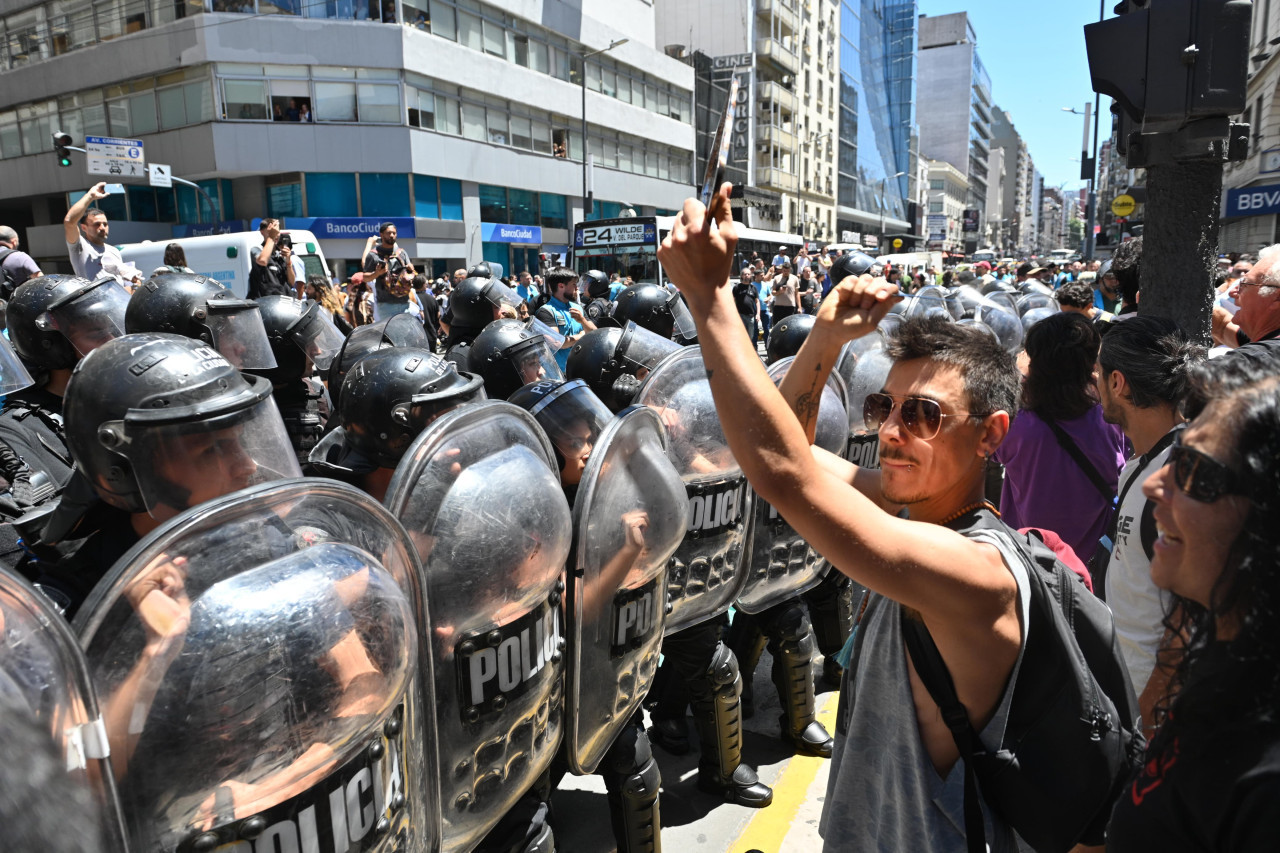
left=885, top=314, right=1020, bottom=419
left=1055, top=281, right=1094, bottom=310
left=1108, top=236, right=1142, bottom=309
left=1150, top=370, right=1280, bottom=744
left=1021, top=312, right=1100, bottom=421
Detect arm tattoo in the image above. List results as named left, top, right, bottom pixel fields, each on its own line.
left=794, top=388, right=821, bottom=424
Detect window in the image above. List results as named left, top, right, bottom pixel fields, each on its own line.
left=929, top=201, right=943, bottom=213
left=0, top=113, right=21, bottom=159
left=930, top=179, right=944, bottom=190
left=267, top=181, right=303, bottom=217
left=439, top=177, right=462, bottom=219
left=508, top=31, right=528, bottom=66
left=429, top=0, right=454, bottom=38
left=315, top=82, right=357, bottom=121
left=479, top=184, right=507, bottom=222
left=224, top=79, right=269, bottom=119
left=305, top=173, right=357, bottom=216
left=509, top=114, right=532, bottom=150
left=157, top=86, right=187, bottom=129
left=413, top=174, right=439, bottom=217
left=508, top=188, right=538, bottom=225
left=357, top=83, right=400, bottom=123
left=457, top=8, right=481, bottom=50
left=435, top=94, right=459, bottom=134
left=485, top=108, right=507, bottom=144
left=531, top=119, right=551, bottom=154
left=461, top=101, right=485, bottom=140
left=539, top=193, right=566, bottom=229
left=360, top=173, right=410, bottom=217
left=408, top=87, right=435, bottom=128
left=482, top=16, right=503, bottom=56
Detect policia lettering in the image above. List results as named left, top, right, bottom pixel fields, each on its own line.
left=178, top=715, right=408, bottom=853
left=686, top=477, right=747, bottom=537
left=611, top=578, right=659, bottom=658
left=458, top=599, right=563, bottom=720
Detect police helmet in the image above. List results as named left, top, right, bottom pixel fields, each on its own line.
left=325, top=314, right=429, bottom=410
left=566, top=321, right=681, bottom=411
left=252, top=295, right=347, bottom=384
left=828, top=250, right=877, bottom=285
left=124, top=273, right=277, bottom=370
left=469, top=318, right=563, bottom=401
left=339, top=347, right=485, bottom=468
left=766, top=313, right=816, bottom=365
left=64, top=333, right=301, bottom=516
left=581, top=269, right=611, bottom=300
left=508, top=378, right=614, bottom=482
left=610, top=283, right=698, bottom=344
left=6, top=275, right=99, bottom=369
left=447, top=276, right=524, bottom=331
left=466, top=261, right=495, bottom=279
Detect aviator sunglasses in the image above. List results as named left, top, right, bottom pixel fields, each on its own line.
left=1168, top=439, right=1252, bottom=504
left=863, top=392, right=989, bottom=441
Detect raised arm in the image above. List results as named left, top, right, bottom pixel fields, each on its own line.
left=657, top=186, right=1013, bottom=628
left=64, top=183, right=107, bottom=245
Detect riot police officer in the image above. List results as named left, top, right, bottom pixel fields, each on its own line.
left=251, top=295, right=347, bottom=464
left=311, top=346, right=485, bottom=500
left=611, top=283, right=699, bottom=345
left=565, top=323, right=681, bottom=412
left=324, top=314, right=431, bottom=414
left=441, top=275, right=526, bottom=370
left=468, top=319, right=564, bottom=401
left=0, top=275, right=128, bottom=531
left=580, top=270, right=615, bottom=328
left=20, top=333, right=301, bottom=616
left=124, top=272, right=277, bottom=370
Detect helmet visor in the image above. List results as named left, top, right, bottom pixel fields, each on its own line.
left=525, top=316, right=567, bottom=353
left=510, top=338, right=564, bottom=389
left=123, top=393, right=303, bottom=517
left=618, top=322, right=681, bottom=378
left=288, top=302, right=346, bottom=371
left=483, top=279, right=526, bottom=316
left=667, top=292, right=698, bottom=341
left=0, top=335, right=33, bottom=396
left=204, top=301, right=278, bottom=370
left=525, top=380, right=613, bottom=465
left=46, top=277, right=130, bottom=357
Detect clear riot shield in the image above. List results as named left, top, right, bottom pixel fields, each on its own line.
left=633, top=347, right=753, bottom=634
left=382, top=402, right=572, bottom=853
left=565, top=405, right=686, bottom=775
left=0, top=566, right=128, bottom=853
left=835, top=332, right=893, bottom=469
left=72, top=479, right=436, bottom=853
left=736, top=357, right=849, bottom=614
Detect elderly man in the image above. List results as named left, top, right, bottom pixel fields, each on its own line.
left=1214, top=244, right=1280, bottom=356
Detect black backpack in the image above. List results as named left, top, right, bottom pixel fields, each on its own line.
left=903, top=508, right=1145, bottom=853
left=0, top=246, right=18, bottom=299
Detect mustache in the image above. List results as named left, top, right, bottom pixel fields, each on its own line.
left=878, top=448, right=919, bottom=466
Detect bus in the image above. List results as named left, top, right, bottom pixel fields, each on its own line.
left=571, top=216, right=807, bottom=286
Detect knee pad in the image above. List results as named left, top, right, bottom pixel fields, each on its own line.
left=621, top=755, right=661, bottom=800
left=706, top=641, right=738, bottom=690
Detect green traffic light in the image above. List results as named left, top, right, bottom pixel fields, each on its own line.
left=58, top=155, right=72, bottom=167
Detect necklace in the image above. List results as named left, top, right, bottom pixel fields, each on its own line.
left=938, top=500, right=1000, bottom=526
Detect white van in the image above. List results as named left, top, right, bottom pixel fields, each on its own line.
left=117, top=230, right=332, bottom=298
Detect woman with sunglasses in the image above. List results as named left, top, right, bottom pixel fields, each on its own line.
left=994, top=312, right=1127, bottom=565
left=1108, top=366, right=1280, bottom=850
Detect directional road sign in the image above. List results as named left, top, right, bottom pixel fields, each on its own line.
left=149, top=163, right=172, bottom=188
left=85, top=136, right=145, bottom=178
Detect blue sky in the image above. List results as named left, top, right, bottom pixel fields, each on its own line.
left=917, top=0, right=1108, bottom=190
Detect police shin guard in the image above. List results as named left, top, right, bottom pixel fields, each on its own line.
left=804, top=571, right=857, bottom=689
left=768, top=603, right=834, bottom=759
left=725, top=611, right=767, bottom=720
left=689, top=641, right=773, bottom=808
left=602, top=721, right=662, bottom=853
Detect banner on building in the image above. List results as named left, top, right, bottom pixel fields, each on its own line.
left=962, top=209, right=980, bottom=233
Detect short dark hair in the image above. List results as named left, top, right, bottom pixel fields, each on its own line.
left=1099, top=315, right=1205, bottom=410
left=1056, top=281, right=1094, bottom=309
left=1021, top=312, right=1100, bottom=421
left=885, top=315, right=1020, bottom=419
left=544, top=265, right=577, bottom=292
left=411, top=273, right=428, bottom=290
left=1109, top=236, right=1143, bottom=307
left=379, top=221, right=396, bottom=234
left=79, top=207, right=106, bottom=226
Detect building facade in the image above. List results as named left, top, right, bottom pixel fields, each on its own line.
left=916, top=10, right=991, bottom=253
left=925, top=157, right=965, bottom=254
left=0, top=0, right=696, bottom=277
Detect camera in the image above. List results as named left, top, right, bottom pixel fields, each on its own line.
left=277, top=233, right=293, bottom=249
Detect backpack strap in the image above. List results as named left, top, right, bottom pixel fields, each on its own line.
left=901, top=614, right=986, bottom=853
left=1043, top=417, right=1113, bottom=501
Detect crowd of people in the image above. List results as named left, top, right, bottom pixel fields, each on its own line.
left=0, top=179, right=1277, bottom=853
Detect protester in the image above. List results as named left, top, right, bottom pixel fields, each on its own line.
left=995, top=312, right=1126, bottom=563
left=63, top=184, right=142, bottom=287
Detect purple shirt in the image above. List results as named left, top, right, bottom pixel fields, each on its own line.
left=994, top=405, right=1127, bottom=563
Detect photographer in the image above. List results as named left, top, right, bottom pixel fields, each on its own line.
left=361, top=223, right=415, bottom=320
left=248, top=219, right=296, bottom=299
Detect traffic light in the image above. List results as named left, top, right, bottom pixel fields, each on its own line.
left=52, top=131, right=72, bottom=167
left=1086, top=0, right=1251, bottom=135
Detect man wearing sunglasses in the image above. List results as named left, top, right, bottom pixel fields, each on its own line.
left=659, top=186, right=1035, bottom=851
left=1215, top=243, right=1280, bottom=355
left=1097, top=317, right=1204, bottom=736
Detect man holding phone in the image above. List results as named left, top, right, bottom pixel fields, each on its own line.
left=249, top=218, right=297, bottom=299
left=63, top=182, right=141, bottom=287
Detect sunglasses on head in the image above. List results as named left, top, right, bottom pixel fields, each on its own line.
left=1168, top=440, right=1251, bottom=504
left=863, top=392, right=989, bottom=441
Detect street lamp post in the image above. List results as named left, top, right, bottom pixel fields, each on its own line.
left=579, top=38, right=629, bottom=222
left=1063, top=103, right=1100, bottom=261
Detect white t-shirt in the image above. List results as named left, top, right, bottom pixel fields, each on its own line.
left=1105, top=433, right=1178, bottom=693
left=68, top=234, right=134, bottom=283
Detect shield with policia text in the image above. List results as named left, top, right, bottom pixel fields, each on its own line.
left=633, top=346, right=753, bottom=634
left=736, top=356, right=849, bottom=614
left=72, top=478, right=436, bottom=853
left=0, top=565, right=129, bottom=853
left=562, top=396, right=686, bottom=774
left=834, top=331, right=893, bottom=469
left=383, top=401, right=572, bottom=853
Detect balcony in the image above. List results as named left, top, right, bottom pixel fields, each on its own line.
left=757, top=0, right=799, bottom=35
left=756, top=36, right=799, bottom=75
left=757, top=166, right=799, bottom=193
left=757, top=123, right=798, bottom=152
left=757, top=80, right=798, bottom=117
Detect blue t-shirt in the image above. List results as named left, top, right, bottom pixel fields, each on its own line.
left=541, top=296, right=583, bottom=371
left=608, top=282, right=626, bottom=299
